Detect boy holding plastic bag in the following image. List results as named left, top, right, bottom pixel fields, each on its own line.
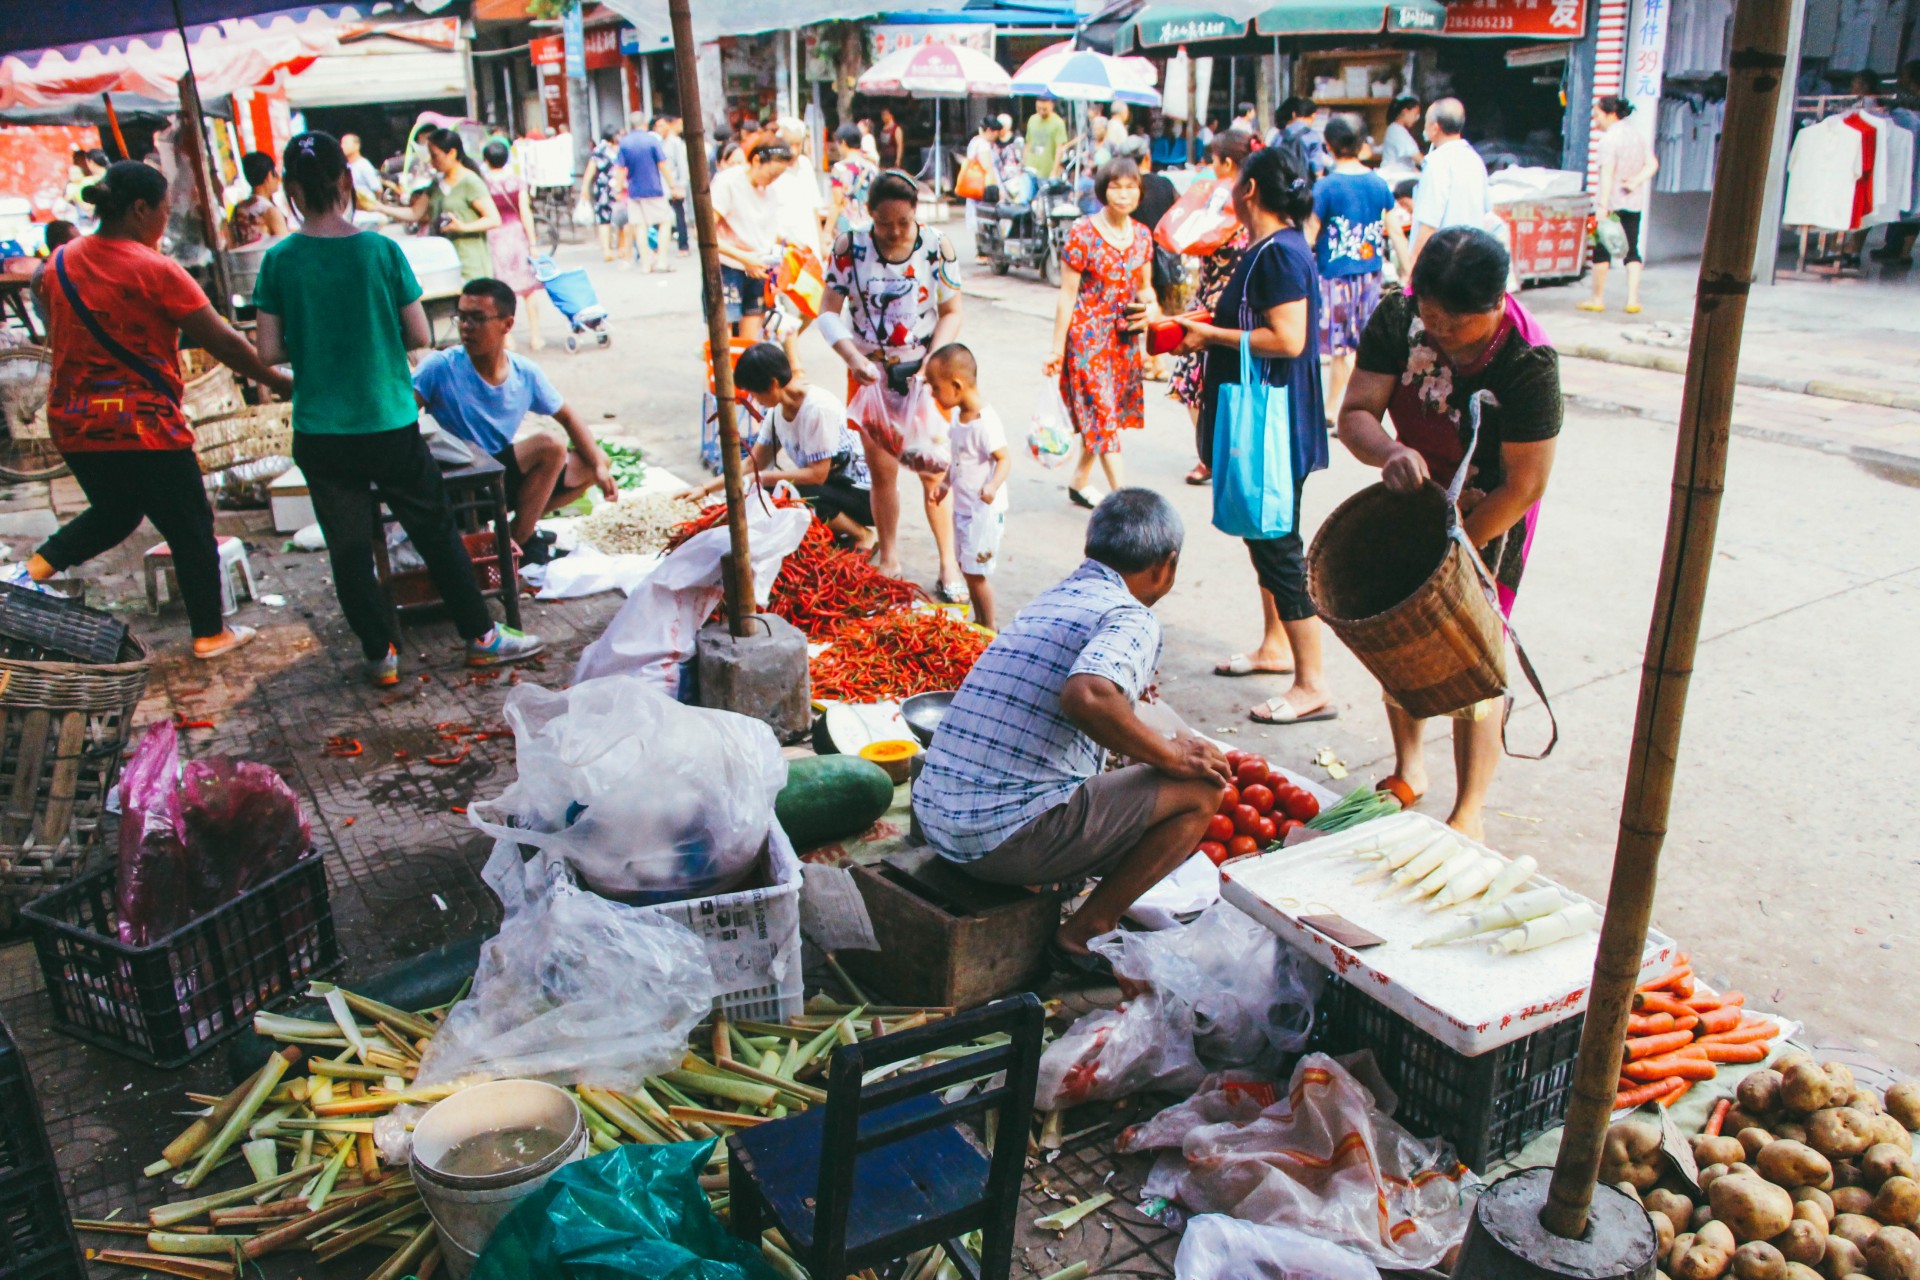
left=925, top=343, right=1011, bottom=631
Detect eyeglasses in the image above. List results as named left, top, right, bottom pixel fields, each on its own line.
left=455, top=309, right=505, bottom=326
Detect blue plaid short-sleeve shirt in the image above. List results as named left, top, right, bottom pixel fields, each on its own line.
left=912, top=560, right=1163, bottom=861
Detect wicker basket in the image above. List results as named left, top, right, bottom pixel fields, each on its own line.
left=0, top=633, right=153, bottom=931
left=1308, top=482, right=1506, bottom=719
left=182, top=367, right=244, bottom=426
left=194, top=403, right=293, bottom=476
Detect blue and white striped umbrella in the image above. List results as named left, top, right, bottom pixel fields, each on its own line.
left=1011, top=43, right=1162, bottom=107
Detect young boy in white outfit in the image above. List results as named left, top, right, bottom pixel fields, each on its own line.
left=924, top=343, right=1011, bottom=631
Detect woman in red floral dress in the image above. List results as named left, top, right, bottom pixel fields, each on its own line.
left=1043, top=158, right=1156, bottom=507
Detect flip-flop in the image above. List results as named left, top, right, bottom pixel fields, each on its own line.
left=192, top=624, right=257, bottom=661
left=1044, top=939, right=1116, bottom=982
left=1376, top=774, right=1425, bottom=808
left=1213, top=653, right=1294, bottom=678
left=934, top=580, right=967, bottom=605
left=1068, top=487, right=1103, bottom=510
left=1185, top=465, right=1211, bottom=486
left=1249, top=696, right=1339, bottom=725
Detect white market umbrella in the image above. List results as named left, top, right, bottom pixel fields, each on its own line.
left=857, top=43, right=1012, bottom=192
left=1011, top=41, right=1161, bottom=106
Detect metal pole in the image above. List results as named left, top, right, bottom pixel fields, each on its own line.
left=1539, top=0, right=1795, bottom=1239
left=668, top=0, right=755, bottom=634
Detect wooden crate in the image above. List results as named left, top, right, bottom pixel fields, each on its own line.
left=841, top=849, right=1060, bottom=1010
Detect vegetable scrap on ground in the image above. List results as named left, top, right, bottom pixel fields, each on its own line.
left=78, top=985, right=1031, bottom=1280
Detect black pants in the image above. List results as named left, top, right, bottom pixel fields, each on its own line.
left=39, top=449, right=225, bottom=639
left=1245, top=477, right=1314, bottom=623
left=1592, top=209, right=1643, bottom=265
left=293, top=425, right=492, bottom=660
left=670, top=197, right=689, bottom=251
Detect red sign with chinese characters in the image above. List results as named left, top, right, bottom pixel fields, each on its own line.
left=530, top=35, right=565, bottom=66
left=1500, top=209, right=1591, bottom=280
left=584, top=24, right=622, bottom=71
left=1443, top=0, right=1588, bottom=37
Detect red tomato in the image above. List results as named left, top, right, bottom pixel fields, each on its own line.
left=1235, top=758, right=1270, bottom=788
left=1241, top=783, right=1275, bottom=815
left=1277, top=818, right=1302, bottom=839
left=1231, top=804, right=1262, bottom=837
left=1216, top=784, right=1240, bottom=813
left=1224, top=749, right=1248, bottom=767
left=1254, top=816, right=1278, bottom=844
left=1227, top=835, right=1260, bottom=859
left=1198, top=840, right=1230, bottom=866
left=1281, top=789, right=1320, bottom=822
left=1206, top=814, right=1236, bottom=844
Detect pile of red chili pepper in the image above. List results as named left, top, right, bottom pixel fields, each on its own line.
left=767, top=519, right=925, bottom=638
left=810, top=610, right=990, bottom=702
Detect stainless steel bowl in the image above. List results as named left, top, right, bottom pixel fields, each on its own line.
left=900, top=690, right=956, bottom=746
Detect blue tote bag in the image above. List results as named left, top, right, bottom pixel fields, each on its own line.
left=1210, top=329, right=1296, bottom=540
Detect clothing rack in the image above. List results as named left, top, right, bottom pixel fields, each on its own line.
left=1778, top=95, right=1905, bottom=280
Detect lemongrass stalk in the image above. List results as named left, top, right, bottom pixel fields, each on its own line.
left=1034, top=1192, right=1113, bottom=1232
left=92, top=1251, right=234, bottom=1280
left=590, top=1130, right=621, bottom=1153
left=661, top=1070, right=779, bottom=1110
left=307, top=1059, right=391, bottom=1081
left=1040, top=1264, right=1092, bottom=1280
left=146, top=1232, right=246, bottom=1258
left=308, top=984, right=438, bottom=1041
left=149, top=1162, right=323, bottom=1228
left=251, top=1012, right=351, bottom=1039
left=579, top=1086, right=666, bottom=1144
left=323, top=989, right=370, bottom=1063
left=726, top=1022, right=759, bottom=1062
left=367, top=1223, right=437, bottom=1280
left=570, top=1093, right=624, bottom=1143
left=311, top=1203, right=425, bottom=1263
left=650, top=1078, right=703, bottom=1110
left=307, top=1139, right=353, bottom=1212
left=182, top=1049, right=299, bottom=1189
left=154, top=1062, right=271, bottom=1174
left=669, top=1105, right=768, bottom=1128
left=825, top=952, right=869, bottom=1005
left=241, top=1139, right=277, bottom=1183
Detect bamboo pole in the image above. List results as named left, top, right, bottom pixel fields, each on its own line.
left=1539, top=0, right=1795, bottom=1241
left=668, top=0, right=755, bottom=635
left=170, top=0, right=233, bottom=319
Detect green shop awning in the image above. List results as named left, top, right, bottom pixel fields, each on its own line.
left=1118, top=0, right=1445, bottom=50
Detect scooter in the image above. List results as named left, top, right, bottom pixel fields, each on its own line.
left=976, top=168, right=1081, bottom=286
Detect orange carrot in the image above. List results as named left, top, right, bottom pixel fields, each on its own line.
left=1705, top=1098, right=1733, bottom=1136
left=1623, top=1053, right=1718, bottom=1083
left=1699, top=1043, right=1768, bottom=1065
left=1675, top=1015, right=1699, bottom=1033
left=1696, top=1021, right=1779, bottom=1046
left=1628, top=1012, right=1677, bottom=1037
left=1695, top=1006, right=1742, bottom=1036
left=1718, top=991, right=1745, bottom=1008
left=1661, top=1078, right=1695, bottom=1108
left=1638, top=959, right=1692, bottom=993
left=1616, top=1077, right=1685, bottom=1110
left=1625, top=1030, right=1699, bottom=1061
left=1633, top=992, right=1693, bottom=1018
left=1672, top=974, right=1696, bottom=999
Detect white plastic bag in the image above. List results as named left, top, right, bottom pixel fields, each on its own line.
left=847, top=379, right=950, bottom=483
left=468, top=674, right=788, bottom=901
left=1175, top=1215, right=1383, bottom=1280
left=1028, top=384, right=1075, bottom=470
left=1034, top=904, right=1318, bottom=1109
left=573, top=492, right=811, bottom=691
left=412, top=848, right=714, bottom=1091
left=1121, top=1054, right=1479, bottom=1270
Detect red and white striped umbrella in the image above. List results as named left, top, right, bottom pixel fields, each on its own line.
left=856, top=42, right=1013, bottom=99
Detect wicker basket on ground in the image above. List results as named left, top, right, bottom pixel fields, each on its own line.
left=0, top=634, right=153, bottom=931
left=194, top=403, right=293, bottom=476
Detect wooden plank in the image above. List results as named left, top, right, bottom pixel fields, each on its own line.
left=36, top=710, right=86, bottom=846
left=7, top=708, right=51, bottom=847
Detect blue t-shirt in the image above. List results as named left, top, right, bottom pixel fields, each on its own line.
left=412, top=347, right=564, bottom=457
left=1200, top=227, right=1328, bottom=481
left=617, top=131, right=667, bottom=200
left=1312, top=170, right=1395, bottom=278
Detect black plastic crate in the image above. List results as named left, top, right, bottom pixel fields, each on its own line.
left=0, top=1023, right=49, bottom=1183
left=0, top=1018, right=84, bottom=1280
left=21, top=854, right=342, bottom=1069
left=1310, top=972, right=1585, bottom=1170
left=0, top=583, right=126, bottom=666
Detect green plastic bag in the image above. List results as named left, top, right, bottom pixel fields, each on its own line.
left=470, top=1141, right=780, bottom=1280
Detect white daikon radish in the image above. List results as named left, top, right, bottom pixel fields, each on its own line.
left=1401, top=846, right=1482, bottom=902
left=1353, top=829, right=1450, bottom=883
left=1476, top=855, right=1538, bottom=909
left=1427, top=855, right=1504, bottom=911
left=1328, top=814, right=1422, bottom=858
left=1412, top=886, right=1572, bottom=948
left=1489, top=902, right=1601, bottom=955
left=1388, top=835, right=1459, bottom=890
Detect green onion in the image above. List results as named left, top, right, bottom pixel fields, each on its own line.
left=1305, top=785, right=1403, bottom=832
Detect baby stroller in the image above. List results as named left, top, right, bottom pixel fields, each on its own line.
left=533, top=254, right=610, bottom=352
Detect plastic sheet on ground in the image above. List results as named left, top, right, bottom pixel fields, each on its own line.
left=521, top=545, right=664, bottom=599
left=1033, top=903, right=1318, bottom=1110
left=1120, top=1053, right=1479, bottom=1270
left=1174, top=1213, right=1382, bottom=1280
left=1125, top=852, right=1222, bottom=930
left=468, top=675, right=787, bottom=901
left=472, top=1140, right=779, bottom=1280
left=573, top=491, right=811, bottom=691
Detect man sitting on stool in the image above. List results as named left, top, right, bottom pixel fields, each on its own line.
left=413, top=278, right=618, bottom=562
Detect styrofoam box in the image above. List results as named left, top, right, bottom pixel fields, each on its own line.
left=1221, top=811, right=1678, bottom=1056
left=269, top=467, right=314, bottom=534
left=636, top=822, right=803, bottom=1023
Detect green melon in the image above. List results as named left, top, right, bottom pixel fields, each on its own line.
left=777, top=754, right=897, bottom=850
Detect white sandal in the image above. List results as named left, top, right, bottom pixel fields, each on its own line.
left=1214, top=653, right=1295, bottom=678
left=1249, top=695, right=1338, bottom=725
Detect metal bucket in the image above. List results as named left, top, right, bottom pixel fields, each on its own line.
left=409, top=1079, right=587, bottom=1280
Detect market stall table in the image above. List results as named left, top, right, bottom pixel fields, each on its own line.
left=0, top=261, right=42, bottom=342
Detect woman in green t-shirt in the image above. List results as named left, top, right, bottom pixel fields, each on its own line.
left=255, top=131, right=542, bottom=686
left=384, top=128, right=498, bottom=281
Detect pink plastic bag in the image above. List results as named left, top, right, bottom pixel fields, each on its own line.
left=115, top=720, right=191, bottom=946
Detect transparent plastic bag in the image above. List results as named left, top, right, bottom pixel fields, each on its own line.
left=1027, top=384, right=1075, bottom=470
left=115, top=720, right=190, bottom=946
left=1034, top=904, right=1319, bottom=1109
left=1175, top=1214, right=1383, bottom=1280
left=469, top=675, right=788, bottom=902
left=896, top=380, right=951, bottom=482
left=413, top=848, right=714, bottom=1091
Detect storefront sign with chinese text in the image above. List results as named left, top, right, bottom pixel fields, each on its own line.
left=869, top=24, right=994, bottom=58
left=1443, top=0, right=1587, bottom=37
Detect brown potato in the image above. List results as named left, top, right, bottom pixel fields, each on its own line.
left=1676, top=1234, right=1701, bottom=1272
left=1715, top=1175, right=1801, bottom=1243
left=1607, top=1120, right=1669, bottom=1192
left=1703, top=1166, right=1737, bottom=1191
left=1837, top=1165, right=1871, bottom=1191
left=1827, top=1066, right=1861, bottom=1097
left=1869, top=1118, right=1916, bottom=1155
left=1653, top=1210, right=1678, bottom=1256
left=1653, top=1191, right=1702, bottom=1226
left=1824, top=1238, right=1869, bottom=1280
left=1837, top=1190, right=1880, bottom=1217
left=1763, top=1142, right=1838, bottom=1192
left=1743, top=1129, right=1781, bottom=1159
left=1621, top=1181, right=1647, bottom=1205
left=1776, top=1053, right=1815, bottom=1075
left=1886, top=1085, right=1920, bottom=1133
left=1741, top=1073, right=1788, bottom=1116
left=1787, top=1266, right=1824, bottom=1280
left=1780, top=1124, right=1815, bottom=1145
left=1836, top=1217, right=1887, bottom=1249
left=1681, top=1222, right=1740, bottom=1280
left=1872, top=1179, right=1920, bottom=1229
left=1779, top=1220, right=1833, bottom=1266
left=1797, top=1190, right=1839, bottom=1225
left=1849, top=1090, right=1888, bottom=1117
left=1864, top=1227, right=1920, bottom=1280
left=1785, top=1064, right=1840, bottom=1117
left=1701, top=1206, right=1724, bottom=1231
left=1731, top=1108, right=1773, bottom=1133
left=1812, top=1111, right=1880, bottom=1162
left=1739, top=1242, right=1791, bottom=1280
left=1867, top=1147, right=1920, bottom=1187
left=1697, top=1136, right=1755, bottom=1166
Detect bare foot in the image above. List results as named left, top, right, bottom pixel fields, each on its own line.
left=1446, top=809, right=1486, bottom=842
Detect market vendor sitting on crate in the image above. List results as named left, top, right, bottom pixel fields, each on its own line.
left=912, top=489, right=1232, bottom=979
left=412, top=277, right=619, bottom=564
left=689, top=343, right=876, bottom=551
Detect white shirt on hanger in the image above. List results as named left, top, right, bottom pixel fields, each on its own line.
left=1783, top=115, right=1863, bottom=232
left=1862, top=111, right=1914, bottom=225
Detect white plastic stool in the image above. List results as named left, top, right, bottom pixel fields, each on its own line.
left=144, top=536, right=256, bottom=618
